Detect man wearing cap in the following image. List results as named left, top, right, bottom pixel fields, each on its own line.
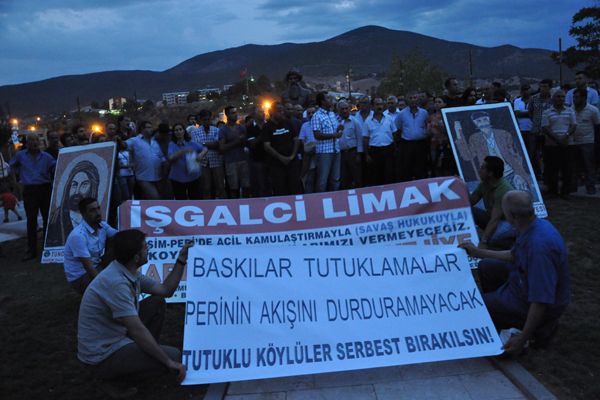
left=454, top=110, right=532, bottom=192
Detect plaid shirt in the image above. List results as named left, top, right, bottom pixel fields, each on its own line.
left=191, top=125, right=223, bottom=168
left=311, top=108, right=340, bottom=154
left=528, top=94, right=553, bottom=135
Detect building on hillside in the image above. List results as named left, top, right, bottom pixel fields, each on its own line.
left=162, top=91, right=189, bottom=106
left=197, top=88, right=222, bottom=100
left=108, top=97, right=127, bottom=110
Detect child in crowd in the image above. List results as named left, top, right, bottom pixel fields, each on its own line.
left=0, top=187, right=22, bottom=223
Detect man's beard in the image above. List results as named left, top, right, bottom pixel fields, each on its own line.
left=68, top=194, right=83, bottom=211
left=288, top=84, right=300, bottom=100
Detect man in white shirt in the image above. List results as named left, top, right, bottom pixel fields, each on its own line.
left=566, top=71, right=600, bottom=108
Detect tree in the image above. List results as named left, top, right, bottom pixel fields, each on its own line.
left=378, top=50, right=447, bottom=96
left=552, top=7, right=600, bottom=79
left=142, top=99, right=155, bottom=112
left=122, top=98, right=138, bottom=113
left=186, top=91, right=199, bottom=103
left=256, top=75, right=272, bottom=92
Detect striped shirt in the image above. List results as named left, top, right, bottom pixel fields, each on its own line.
left=541, top=106, right=576, bottom=147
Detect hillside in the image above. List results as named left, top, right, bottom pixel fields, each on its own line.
left=0, top=25, right=561, bottom=114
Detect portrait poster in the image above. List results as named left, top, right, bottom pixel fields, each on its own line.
left=441, top=103, right=547, bottom=217
left=42, top=142, right=116, bottom=263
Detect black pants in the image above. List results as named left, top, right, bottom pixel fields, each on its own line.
left=171, top=179, right=202, bottom=200
left=366, top=144, right=395, bottom=186
left=398, top=139, right=429, bottom=182
left=543, top=145, right=573, bottom=195
left=340, top=148, right=363, bottom=189
left=93, top=296, right=176, bottom=381
left=23, top=183, right=51, bottom=255
left=269, top=159, right=302, bottom=196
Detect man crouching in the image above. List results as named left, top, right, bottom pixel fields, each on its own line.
left=77, top=229, right=192, bottom=398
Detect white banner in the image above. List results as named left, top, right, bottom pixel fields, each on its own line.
left=182, top=245, right=501, bottom=385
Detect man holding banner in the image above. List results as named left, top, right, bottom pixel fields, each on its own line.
left=63, top=197, right=117, bottom=294
left=78, top=230, right=192, bottom=397
left=461, top=191, right=569, bottom=355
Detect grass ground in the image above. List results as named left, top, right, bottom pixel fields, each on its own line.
left=0, top=196, right=597, bottom=399
left=517, top=195, right=600, bottom=399
left=0, top=238, right=205, bottom=400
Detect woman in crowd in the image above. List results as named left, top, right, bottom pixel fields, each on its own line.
left=462, top=87, right=478, bottom=106
left=168, top=123, right=207, bottom=200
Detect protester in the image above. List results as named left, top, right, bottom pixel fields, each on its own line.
left=541, top=90, right=577, bottom=198
left=126, top=121, right=165, bottom=200
left=513, top=84, right=535, bottom=169
left=9, top=132, right=56, bottom=261
left=428, top=96, right=455, bottom=176
left=353, top=96, right=374, bottom=133
left=469, top=156, right=516, bottom=248
left=60, top=131, right=78, bottom=148
left=312, top=92, right=342, bottom=192
left=263, top=102, right=302, bottom=195
left=246, top=107, right=271, bottom=197
left=443, top=77, right=463, bottom=107
left=73, top=125, right=89, bottom=145
left=460, top=190, right=569, bottom=354
left=571, top=88, right=600, bottom=194
left=0, top=186, right=22, bottom=222
left=77, top=230, right=190, bottom=397
left=337, top=100, right=363, bottom=189
left=45, top=130, right=61, bottom=159
left=363, top=97, right=396, bottom=185
left=461, top=87, right=477, bottom=106
left=285, top=102, right=303, bottom=135
left=154, top=123, right=173, bottom=199
left=185, top=114, right=198, bottom=135
left=116, top=139, right=135, bottom=201
left=395, top=92, right=430, bottom=181
left=528, top=79, right=554, bottom=178
left=192, top=110, right=226, bottom=199
left=566, top=71, right=600, bottom=107
left=63, top=197, right=117, bottom=294
left=219, top=106, right=251, bottom=198
left=167, top=123, right=207, bottom=200
left=299, top=107, right=317, bottom=193
left=117, top=115, right=134, bottom=139
left=383, top=96, right=400, bottom=120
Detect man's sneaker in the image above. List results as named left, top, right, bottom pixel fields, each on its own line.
left=586, top=186, right=597, bottom=195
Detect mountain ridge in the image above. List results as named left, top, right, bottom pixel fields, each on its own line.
left=1, top=25, right=562, bottom=114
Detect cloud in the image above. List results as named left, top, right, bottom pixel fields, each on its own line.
left=0, top=0, right=593, bottom=85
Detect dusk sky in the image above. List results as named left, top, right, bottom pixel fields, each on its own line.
left=0, top=0, right=594, bottom=86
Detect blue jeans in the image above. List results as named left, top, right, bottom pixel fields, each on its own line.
left=315, top=153, right=341, bottom=192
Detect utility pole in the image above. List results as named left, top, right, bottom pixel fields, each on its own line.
left=558, top=38, right=563, bottom=87
left=468, top=50, right=474, bottom=87
left=76, top=96, right=81, bottom=122
left=346, top=65, right=352, bottom=99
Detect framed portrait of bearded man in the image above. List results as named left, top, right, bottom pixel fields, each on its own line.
left=442, top=103, right=547, bottom=217
left=42, top=142, right=116, bottom=263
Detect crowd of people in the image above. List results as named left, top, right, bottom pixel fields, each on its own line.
left=2, top=69, right=597, bottom=397
left=22, top=72, right=599, bottom=208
